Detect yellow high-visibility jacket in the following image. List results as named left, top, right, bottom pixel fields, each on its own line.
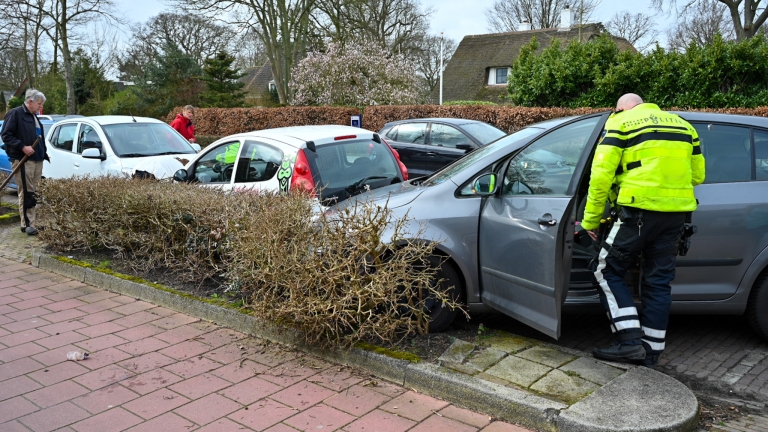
left=581, top=103, right=706, bottom=231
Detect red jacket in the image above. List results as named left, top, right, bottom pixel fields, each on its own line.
left=170, top=113, right=195, bottom=141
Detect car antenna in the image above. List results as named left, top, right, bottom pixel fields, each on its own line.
left=129, top=111, right=137, bottom=123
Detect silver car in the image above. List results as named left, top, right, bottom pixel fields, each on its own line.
left=338, top=111, right=768, bottom=341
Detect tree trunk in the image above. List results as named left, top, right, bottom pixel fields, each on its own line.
left=58, top=4, right=77, bottom=115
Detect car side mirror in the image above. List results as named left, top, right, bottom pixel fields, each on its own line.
left=81, top=148, right=105, bottom=161
left=173, top=169, right=189, bottom=182
left=191, top=143, right=201, bottom=152
left=473, top=173, right=497, bottom=196
left=456, top=143, right=474, bottom=152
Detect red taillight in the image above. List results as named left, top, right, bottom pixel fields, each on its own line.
left=334, top=135, right=357, bottom=141
left=290, top=149, right=316, bottom=195
left=383, top=139, right=408, bottom=181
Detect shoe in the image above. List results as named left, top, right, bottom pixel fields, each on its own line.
left=20, top=227, right=26, bottom=233
left=593, top=342, right=646, bottom=362
left=25, top=226, right=38, bottom=236
left=642, top=354, right=659, bottom=368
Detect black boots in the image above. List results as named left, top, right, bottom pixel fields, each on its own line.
left=593, top=342, right=646, bottom=362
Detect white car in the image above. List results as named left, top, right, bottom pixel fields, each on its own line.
left=173, top=125, right=409, bottom=204
left=43, top=116, right=200, bottom=180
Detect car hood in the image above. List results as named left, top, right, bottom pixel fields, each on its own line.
left=123, top=155, right=187, bottom=179
left=335, top=180, right=429, bottom=211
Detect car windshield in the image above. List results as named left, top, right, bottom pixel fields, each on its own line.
left=460, top=122, right=506, bottom=145
left=102, top=123, right=196, bottom=157
left=422, top=127, right=544, bottom=186
left=314, top=139, right=402, bottom=204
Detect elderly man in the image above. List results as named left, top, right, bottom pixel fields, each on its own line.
left=581, top=93, right=705, bottom=367
left=1, top=89, right=49, bottom=236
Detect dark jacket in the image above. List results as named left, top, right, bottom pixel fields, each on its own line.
left=170, top=113, right=195, bottom=141
left=1, top=104, right=47, bottom=162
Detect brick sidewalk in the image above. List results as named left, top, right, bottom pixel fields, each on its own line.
left=0, top=242, right=528, bottom=431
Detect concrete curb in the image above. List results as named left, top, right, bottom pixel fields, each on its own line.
left=32, top=252, right=699, bottom=432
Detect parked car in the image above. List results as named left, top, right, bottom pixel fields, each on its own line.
left=379, top=118, right=506, bottom=178
left=0, top=118, right=59, bottom=191
left=337, top=111, right=768, bottom=341
left=37, top=114, right=84, bottom=122
left=42, top=116, right=200, bottom=180
left=173, top=125, right=409, bottom=204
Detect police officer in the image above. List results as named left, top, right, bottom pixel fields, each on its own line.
left=581, top=93, right=705, bottom=367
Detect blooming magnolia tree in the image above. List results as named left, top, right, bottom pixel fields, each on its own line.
left=290, top=42, right=423, bottom=106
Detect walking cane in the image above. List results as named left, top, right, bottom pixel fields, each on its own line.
left=0, top=137, right=40, bottom=191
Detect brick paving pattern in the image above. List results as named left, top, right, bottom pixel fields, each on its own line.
left=0, top=227, right=529, bottom=431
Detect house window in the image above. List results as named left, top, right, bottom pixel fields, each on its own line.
left=495, top=68, right=509, bottom=85
left=268, top=81, right=276, bottom=91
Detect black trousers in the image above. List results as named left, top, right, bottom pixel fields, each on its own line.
left=593, top=207, right=686, bottom=357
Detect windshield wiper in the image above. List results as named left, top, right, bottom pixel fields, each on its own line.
left=152, top=151, right=192, bottom=156
left=118, top=153, right=148, bottom=158
left=345, top=176, right=388, bottom=197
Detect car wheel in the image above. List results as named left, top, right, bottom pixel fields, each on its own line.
left=424, top=255, right=462, bottom=333
left=747, top=273, right=768, bottom=341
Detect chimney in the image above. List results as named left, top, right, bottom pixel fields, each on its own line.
left=559, top=5, right=576, bottom=30
left=517, top=20, right=532, bottom=31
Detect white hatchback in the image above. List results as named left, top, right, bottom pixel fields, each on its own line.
left=43, top=116, right=200, bottom=180
left=173, top=125, right=409, bottom=204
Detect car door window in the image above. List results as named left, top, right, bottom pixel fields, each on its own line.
left=234, top=140, right=283, bottom=183
left=384, top=125, right=399, bottom=140
left=51, top=124, right=78, bottom=151
left=193, top=141, right=241, bottom=183
left=393, top=123, right=427, bottom=144
left=430, top=124, right=471, bottom=148
left=692, top=123, right=751, bottom=183
left=77, top=124, right=102, bottom=154
left=755, top=129, right=768, bottom=181
left=502, top=117, right=600, bottom=195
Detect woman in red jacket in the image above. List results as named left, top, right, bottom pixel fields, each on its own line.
left=170, top=105, right=196, bottom=143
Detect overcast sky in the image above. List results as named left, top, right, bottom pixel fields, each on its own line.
left=121, top=0, right=673, bottom=48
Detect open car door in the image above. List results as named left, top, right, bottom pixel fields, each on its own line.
left=478, top=115, right=608, bottom=339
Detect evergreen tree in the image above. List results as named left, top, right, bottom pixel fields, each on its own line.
left=200, top=51, right=246, bottom=108
left=121, top=42, right=203, bottom=118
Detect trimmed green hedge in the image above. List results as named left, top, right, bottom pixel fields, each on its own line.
left=509, top=33, right=768, bottom=109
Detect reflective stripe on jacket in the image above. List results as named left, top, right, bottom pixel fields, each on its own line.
left=581, top=103, right=706, bottom=231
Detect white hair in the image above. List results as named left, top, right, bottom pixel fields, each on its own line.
left=25, top=89, right=46, bottom=103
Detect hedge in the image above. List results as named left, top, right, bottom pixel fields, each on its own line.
left=510, top=34, right=768, bottom=109
left=165, top=106, right=361, bottom=136
left=169, top=105, right=768, bottom=137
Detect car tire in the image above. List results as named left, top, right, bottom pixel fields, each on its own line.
left=425, top=255, right=462, bottom=333
left=747, top=273, right=768, bottom=341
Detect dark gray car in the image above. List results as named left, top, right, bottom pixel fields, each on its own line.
left=343, top=111, right=768, bottom=341
left=379, top=118, right=506, bottom=178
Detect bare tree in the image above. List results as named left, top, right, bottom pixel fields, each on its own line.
left=313, top=0, right=432, bottom=55
left=171, top=0, right=315, bottom=105
left=131, top=13, right=236, bottom=67
left=232, top=29, right=269, bottom=70
left=652, top=0, right=768, bottom=40
left=7, top=0, right=122, bottom=114
left=485, top=0, right=600, bottom=32
left=412, top=33, right=457, bottom=95
left=606, top=11, right=660, bottom=51
left=78, top=19, right=120, bottom=81
left=1, top=0, right=50, bottom=89
left=666, top=0, right=735, bottom=50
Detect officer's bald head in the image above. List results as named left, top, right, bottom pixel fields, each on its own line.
left=616, top=93, right=643, bottom=112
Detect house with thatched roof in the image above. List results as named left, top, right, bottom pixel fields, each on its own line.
left=432, top=8, right=636, bottom=104
left=240, top=61, right=276, bottom=106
